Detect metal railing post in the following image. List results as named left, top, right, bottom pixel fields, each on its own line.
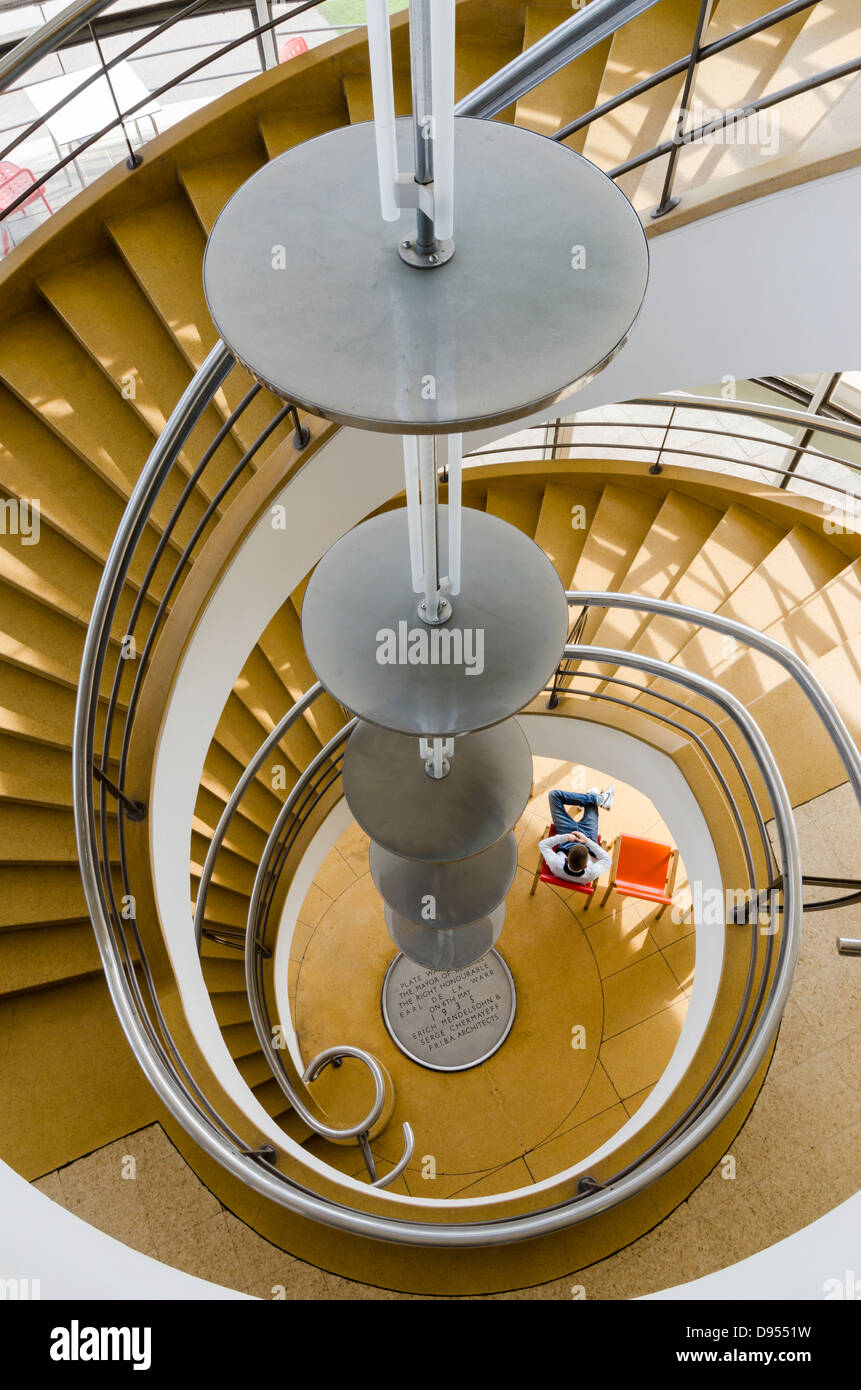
left=652, top=0, right=714, bottom=219
left=88, top=19, right=141, bottom=170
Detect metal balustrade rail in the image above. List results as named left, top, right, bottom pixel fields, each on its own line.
left=242, top=648, right=786, bottom=1191
left=466, top=394, right=861, bottom=508
left=73, top=342, right=861, bottom=1243
left=1, top=0, right=854, bottom=240
left=192, top=693, right=415, bottom=1187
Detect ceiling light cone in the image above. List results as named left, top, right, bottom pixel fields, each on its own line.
left=342, top=717, right=532, bottom=861
left=302, top=508, right=569, bottom=736
left=204, top=119, right=648, bottom=433
left=384, top=902, right=505, bottom=972
left=369, top=832, right=517, bottom=928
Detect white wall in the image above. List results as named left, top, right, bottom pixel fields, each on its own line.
left=466, top=165, right=861, bottom=453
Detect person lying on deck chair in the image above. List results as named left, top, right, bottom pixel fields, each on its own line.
left=538, top=785, right=615, bottom=885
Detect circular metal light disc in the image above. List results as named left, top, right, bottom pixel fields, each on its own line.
left=370, top=832, right=517, bottom=928
left=342, top=717, right=532, bottom=862
left=381, top=949, right=516, bottom=1071
left=203, top=117, right=649, bottom=434
left=302, top=507, right=568, bottom=737
left=384, top=903, right=505, bottom=973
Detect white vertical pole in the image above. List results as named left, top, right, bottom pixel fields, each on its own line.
left=367, top=0, right=399, bottom=221
left=445, top=432, right=462, bottom=596
left=429, top=0, right=455, bottom=241
left=402, top=435, right=424, bottom=592
left=418, top=435, right=440, bottom=621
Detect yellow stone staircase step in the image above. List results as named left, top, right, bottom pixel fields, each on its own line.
left=484, top=481, right=543, bottom=534
left=0, top=865, right=92, bottom=929
left=343, top=70, right=412, bottom=125
left=257, top=604, right=346, bottom=747
left=0, top=386, right=178, bottom=598
left=106, top=197, right=292, bottom=461
left=233, top=645, right=325, bottom=777
left=0, top=503, right=157, bottom=635
left=570, top=480, right=663, bottom=643
left=533, top=478, right=603, bottom=585
left=582, top=0, right=708, bottom=200
left=515, top=2, right=612, bottom=148
left=633, top=500, right=786, bottom=680
left=638, top=0, right=813, bottom=209
left=0, top=308, right=213, bottom=551
left=698, top=558, right=861, bottom=739
left=212, top=692, right=304, bottom=796
left=257, top=107, right=345, bottom=160
left=193, top=787, right=270, bottom=865
left=37, top=252, right=246, bottom=499
left=586, top=489, right=724, bottom=683
left=671, top=523, right=848, bottom=690
left=210, top=989, right=254, bottom=1028
left=0, top=922, right=103, bottom=997
left=0, top=804, right=79, bottom=865
left=179, top=145, right=268, bottom=235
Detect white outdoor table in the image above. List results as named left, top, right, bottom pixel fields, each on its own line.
left=26, top=61, right=161, bottom=180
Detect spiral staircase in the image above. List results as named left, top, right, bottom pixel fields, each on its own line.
left=1, top=0, right=860, bottom=1299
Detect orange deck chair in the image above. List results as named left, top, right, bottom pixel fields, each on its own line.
left=602, top=833, right=678, bottom=915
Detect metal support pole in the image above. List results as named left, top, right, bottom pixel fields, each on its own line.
left=399, top=0, right=454, bottom=267
left=837, top=938, right=861, bottom=956
left=417, top=435, right=451, bottom=625
left=412, top=0, right=434, bottom=253
left=651, top=0, right=713, bottom=219
left=88, top=21, right=141, bottom=170
left=779, top=371, right=840, bottom=489
left=650, top=404, right=676, bottom=473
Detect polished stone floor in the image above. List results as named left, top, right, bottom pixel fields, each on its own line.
left=289, top=759, right=693, bottom=1197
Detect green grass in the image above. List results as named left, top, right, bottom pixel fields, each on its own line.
left=319, top=0, right=408, bottom=27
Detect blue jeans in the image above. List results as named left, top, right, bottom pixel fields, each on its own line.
left=549, top=789, right=600, bottom=844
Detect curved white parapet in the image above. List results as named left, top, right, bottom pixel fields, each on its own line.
left=0, top=1160, right=248, bottom=1301
left=150, top=425, right=413, bottom=1201
left=271, top=709, right=725, bottom=1208
left=644, top=1192, right=861, bottom=1301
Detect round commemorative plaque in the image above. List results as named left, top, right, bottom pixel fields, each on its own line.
left=381, top=950, right=516, bottom=1072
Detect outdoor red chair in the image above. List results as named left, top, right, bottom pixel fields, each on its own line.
left=0, top=161, right=52, bottom=256
left=529, top=822, right=603, bottom=906
left=602, top=833, right=678, bottom=915
left=278, top=35, right=309, bottom=62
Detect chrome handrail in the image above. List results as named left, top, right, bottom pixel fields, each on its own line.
left=466, top=395, right=861, bottom=501
left=1, top=0, right=850, bottom=237
left=569, top=592, right=861, bottom=806
left=555, top=665, right=776, bottom=887
left=456, top=0, right=662, bottom=119
left=0, top=0, right=114, bottom=87
left=243, top=720, right=415, bottom=1183
left=0, top=0, right=330, bottom=221
left=193, top=695, right=414, bottom=1185
left=227, top=645, right=790, bottom=1216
